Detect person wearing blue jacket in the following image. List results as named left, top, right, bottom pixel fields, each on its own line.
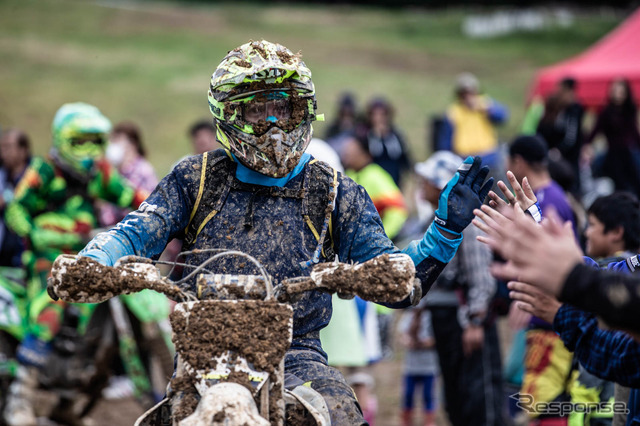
left=57, top=40, right=493, bottom=425
left=508, top=256, right=640, bottom=426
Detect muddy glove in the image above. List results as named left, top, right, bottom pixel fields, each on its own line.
left=434, top=156, right=493, bottom=235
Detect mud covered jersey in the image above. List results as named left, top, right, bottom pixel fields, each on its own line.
left=82, top=149, right=455, bottom=355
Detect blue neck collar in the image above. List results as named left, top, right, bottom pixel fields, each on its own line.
left=232, top=153, right=311, bottom=187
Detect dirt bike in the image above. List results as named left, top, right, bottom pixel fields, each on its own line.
left=49, top=249, right=422, bottom=425
left=0, top=264, right=174, bottom=425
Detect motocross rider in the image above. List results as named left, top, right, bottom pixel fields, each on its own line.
left=3, top=103, right=148, bottom=425
left=64, top=41, right=492, bottom=424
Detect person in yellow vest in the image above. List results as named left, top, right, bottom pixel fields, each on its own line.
left=439, top=73, right=508, bottom=170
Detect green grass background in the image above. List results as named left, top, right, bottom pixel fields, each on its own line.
left=0, top=0, right=623, bottom=175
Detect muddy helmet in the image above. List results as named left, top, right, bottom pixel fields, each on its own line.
left=208, top=40, right=322, bottom=178
left=51, top=102, right=111, bottom=175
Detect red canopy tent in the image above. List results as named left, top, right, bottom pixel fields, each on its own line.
left=529, top=8, right=640, bottom=110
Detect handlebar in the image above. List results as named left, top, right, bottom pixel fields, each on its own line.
left=50, top=251, right=421, bottom=305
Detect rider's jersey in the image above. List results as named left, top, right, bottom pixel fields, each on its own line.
left=5, top=156, right=147, bottom=269
left=81, top=149, right=460, bottom=356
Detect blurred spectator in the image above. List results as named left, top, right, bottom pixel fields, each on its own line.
left=397, top=303, right=438, bottom=426
left=411, top=151, right=503, bottom=426
left=364, top=97, right=411, bottom=186
left=508, top=135, right=576, bottom=233
left=585, top=191, right=640, bottom=262
left=306, top=138, right=344, bottom=173
left=584, top=78, right=640, bottom=198
left=325, top=92, right=358, bottom=142
left=189, top=120, right=219, bottom=154
left=347, top=372, right=378, bottom=426
left=572, top=192, right=640, bottom=426
left=341, top=131, right=408, bottom=360
left=438, top=72, right=508, bottom=169
left=341, top=132, right=408, bottom=240
left=314, top=138, right=369, bottom=370
left=507, top=134, right=577, bottom=424
left=536, top=77, right=585, bottom=194
left=548, top=156, right=588, bottom=245
left=0, top=129, right=31, bottom=267
left=107, top=122, right=157, bottom=193
left=100, top=122, right=157, bottom=226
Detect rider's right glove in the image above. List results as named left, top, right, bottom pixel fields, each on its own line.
left=434, top=156, right=493, bottom=235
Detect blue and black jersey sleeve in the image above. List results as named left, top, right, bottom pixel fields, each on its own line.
left=80, top=155, right=200, bottom=265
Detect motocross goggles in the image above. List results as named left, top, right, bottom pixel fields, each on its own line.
left=241, top=91, right=292, bottom=125
left=209, top=87, right=316, bottom=137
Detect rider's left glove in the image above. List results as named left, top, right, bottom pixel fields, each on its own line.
left=434, top=156, right=493, bottom=235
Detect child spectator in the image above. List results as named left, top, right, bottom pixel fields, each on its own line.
left=398, top=304, right=439, bottom=426
left=347, top=372, right=378, bottom=426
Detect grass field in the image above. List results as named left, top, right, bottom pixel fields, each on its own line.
left=0, top=0, right=623, bottom=174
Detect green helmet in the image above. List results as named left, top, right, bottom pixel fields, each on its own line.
left=208, top=40, right=322, bottom=178
left=51, top=102, right=111, bottom=175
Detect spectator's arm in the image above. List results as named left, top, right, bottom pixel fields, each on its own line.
left=560, top=263, right=640, bottom=333
left=486, top=99, right=509, bottom=124
left=553, top=304, right=640, bottom=387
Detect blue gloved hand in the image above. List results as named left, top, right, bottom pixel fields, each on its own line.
left=434, top=156, right=493, bottom=234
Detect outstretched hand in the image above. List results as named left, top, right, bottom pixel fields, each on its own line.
left=508, top=281, right=562, bottom=324
left=472, top=204, right=582, bottom=297
left=488, top=171, right=537, bottom=213
left=435, top=156, right=493, bottom=235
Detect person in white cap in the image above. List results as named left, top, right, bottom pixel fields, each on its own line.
left=413, top=151, right=505, bottom=426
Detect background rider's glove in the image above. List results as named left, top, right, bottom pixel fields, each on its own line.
left=434, top=156, right=493, bottom=235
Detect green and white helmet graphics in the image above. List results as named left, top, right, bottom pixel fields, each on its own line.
left=51, top=102, right=111, bottom=175
left=208, top=40, right=322, bottom=178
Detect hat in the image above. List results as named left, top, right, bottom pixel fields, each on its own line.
left=455, top=72, right=479, bottom=93
left=415, top=151, right=463, bottom=190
